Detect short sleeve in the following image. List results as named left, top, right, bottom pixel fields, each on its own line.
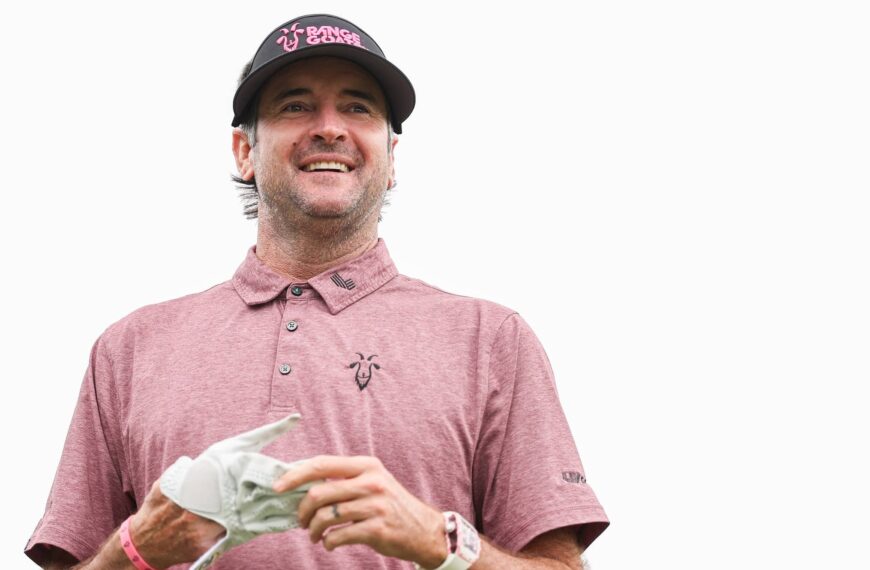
left=472, top=313, right=609, bottom=552
left=25, top=334, right=134, bottom=564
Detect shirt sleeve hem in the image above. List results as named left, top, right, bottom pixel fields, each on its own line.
left=495, top=505, right=610, bottom=553
left=25, top=522, right=100, bottom=565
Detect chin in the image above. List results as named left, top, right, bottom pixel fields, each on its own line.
left=298, top=201, right=358, bottom=218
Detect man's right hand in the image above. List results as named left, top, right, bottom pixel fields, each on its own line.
left=125, top=479, right=226, bottom=569
left=40, top=480, right=225, bottom=570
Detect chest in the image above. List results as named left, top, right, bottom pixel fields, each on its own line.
left=120, top=302, right=488, bottom=512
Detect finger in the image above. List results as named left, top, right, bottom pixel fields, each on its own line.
left=298, top=475, right=382, bottom=528
left=309, top=497, right=383, bottom=544
left=321, top=517, right=383, bottom=552
left=273, top=455, right=381, bottom=493
left=210, top=413, right=301, bottom=454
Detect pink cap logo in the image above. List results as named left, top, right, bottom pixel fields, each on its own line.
left=276, top=21, right=367, bottom=53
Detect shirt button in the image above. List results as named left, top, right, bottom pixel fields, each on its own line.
left=286, top=321, right=298, bottom=332
left=279, top=364, right=291, bottom=375
left=291, top=286, right=303, bottom=296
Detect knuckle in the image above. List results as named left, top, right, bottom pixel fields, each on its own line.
left=358, top=455, right=384, bottom=472
left=322, top=530, right=337, bottom=547
left=372, top=501, right=387, bottom=517
left=306, top=486, right=324, bottom=503
left=313, top=505, right=328, bottom=522
left=364, top=476, right=387, bottom=494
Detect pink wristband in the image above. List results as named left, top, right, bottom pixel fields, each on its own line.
left=119, top=516, right=158, bottom=570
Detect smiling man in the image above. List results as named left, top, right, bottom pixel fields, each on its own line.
left=26, top=14, right=609, bottom=570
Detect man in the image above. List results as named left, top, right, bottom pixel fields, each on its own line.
left=26, top=14, right=608, bottom=569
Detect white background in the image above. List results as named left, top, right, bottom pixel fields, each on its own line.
left=2, top=1, right=868, bottom=568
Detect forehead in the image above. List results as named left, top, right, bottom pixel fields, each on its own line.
left=259, top=56, right=388, bottom=105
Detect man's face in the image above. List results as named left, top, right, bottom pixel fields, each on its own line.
left=237, top=56, right=396, bottom=230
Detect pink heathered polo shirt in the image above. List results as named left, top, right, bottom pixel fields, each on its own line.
left=26, top=239, right=608, bottom=568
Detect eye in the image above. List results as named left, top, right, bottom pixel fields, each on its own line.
left=282, top=102, right=307, bottom=113
left=349, top=103, right=371, bottom=114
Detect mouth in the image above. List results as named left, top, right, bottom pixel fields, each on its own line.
left=300, top=160, right=354, bottom=173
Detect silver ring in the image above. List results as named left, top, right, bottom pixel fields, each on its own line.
left=332, top=503, right=340, bottom=519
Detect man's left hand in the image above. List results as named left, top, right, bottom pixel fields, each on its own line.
left=273, top=455, right=448, bottom=568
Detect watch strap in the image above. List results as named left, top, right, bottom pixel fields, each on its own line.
left=415, top=511, right=480, bottom=570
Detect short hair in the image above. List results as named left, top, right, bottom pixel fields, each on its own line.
left=232, top=58, right=260, bottom=220
left=231, top=58, right=397, bottom=221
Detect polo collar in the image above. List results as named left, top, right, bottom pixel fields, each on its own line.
left=231, top=238, right=398, bottom=314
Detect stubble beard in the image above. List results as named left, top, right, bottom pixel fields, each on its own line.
left=253, top=146, right=390, bottom=241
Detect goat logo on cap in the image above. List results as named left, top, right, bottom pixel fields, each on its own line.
left=348, top=353, right=380, bottom=391
left=276, top=21, right=366, bottom=53
left=276, top=23, right=307, bottom=52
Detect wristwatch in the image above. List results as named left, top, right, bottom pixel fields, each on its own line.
left=415, top=511, right=481, bottom=570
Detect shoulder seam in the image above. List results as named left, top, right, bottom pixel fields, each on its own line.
left=471, top=311, right=520, bottom=500
left=393, top=274, right=474, bottom=299
left=93, top=335, right=128, bottom=499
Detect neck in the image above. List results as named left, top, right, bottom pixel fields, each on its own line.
left=255, top=218, right=379, bottom=283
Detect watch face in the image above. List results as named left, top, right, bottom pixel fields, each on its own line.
left=456, top=516, right=481, bottom=557
left=461, top=530, right=481, bottom=556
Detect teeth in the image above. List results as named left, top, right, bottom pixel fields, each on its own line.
left=302, top=161, right=350, bottom=173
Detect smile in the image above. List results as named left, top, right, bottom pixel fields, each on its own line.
left=301, top=161, right=352, bottom=173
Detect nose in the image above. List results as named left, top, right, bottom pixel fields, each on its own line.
left=308, top=106, right=348, bottom=144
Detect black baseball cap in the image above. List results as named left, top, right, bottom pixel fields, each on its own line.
left=232, top=14, right=415, bottom=133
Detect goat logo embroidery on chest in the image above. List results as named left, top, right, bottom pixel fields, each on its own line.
left=348, top=353, right=380, bottom=391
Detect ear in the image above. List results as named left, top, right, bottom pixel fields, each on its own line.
left=232, top=127, right=255, bottom=181
left=349, top=362, right=359, bottom=369
left=387, top=134, right=398, bottom=189
left=372, top=363, right=381, bottom=370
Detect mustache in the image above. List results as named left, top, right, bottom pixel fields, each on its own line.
left=296, top=142, right=361, bottom=163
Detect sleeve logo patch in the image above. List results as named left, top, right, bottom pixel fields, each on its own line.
left=561, top=471, right=587, bottom=484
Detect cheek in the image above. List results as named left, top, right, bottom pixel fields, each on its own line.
left=255, top=139, right=297, bottom=164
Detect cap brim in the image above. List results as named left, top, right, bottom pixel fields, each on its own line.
left=232, top=45, right=415, bottom=133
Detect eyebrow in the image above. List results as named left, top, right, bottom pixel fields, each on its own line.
left=271, top=87, right=381, bottom=105
left=342, top=89, right=379, bottom=104
left=273, top=87, right=312, bottom=101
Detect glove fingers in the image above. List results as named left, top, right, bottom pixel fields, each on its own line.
left=209, top=413, right=301, bottom=454
left=245, top=514, right=298, bottom=534
left=160, top=455, right=193, bottom=506
left=239, top=493, right=305, bottom=530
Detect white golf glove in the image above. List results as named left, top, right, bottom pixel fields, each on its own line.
left=160, top=413, right=317, bottom=569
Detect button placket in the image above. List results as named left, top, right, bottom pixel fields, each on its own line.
left=271, top=292, right=307, bottom=410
